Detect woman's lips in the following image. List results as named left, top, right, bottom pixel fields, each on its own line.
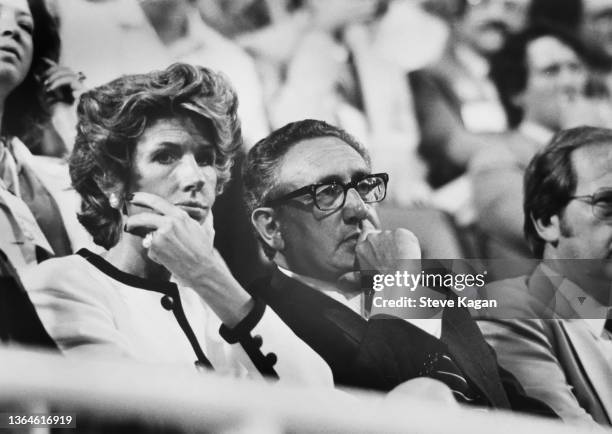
left=176, top=203, right=208, bottom=222
left=0, top=46, right=20, bottom=60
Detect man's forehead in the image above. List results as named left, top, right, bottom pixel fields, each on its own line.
left=584, top=0, right=612, bottom=14
left=276, top=137, right=369, bottom=186
left=526, top=36, right=578, bottom=68
left=572, top=143, right=612, bottom=187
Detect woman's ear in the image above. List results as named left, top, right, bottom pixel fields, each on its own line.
left=94, top=177, right=126, bottom=212
left=532, top=213, right=561, bottom=244
left=252, top=207, right=284, bottom=252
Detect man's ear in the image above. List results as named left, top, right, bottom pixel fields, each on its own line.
left=532, top=213, right=561, bottom=244
left=252, top=207, right=284, bottom=251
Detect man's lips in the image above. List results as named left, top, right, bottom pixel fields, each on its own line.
left=342, top=232, right=361, bottom=246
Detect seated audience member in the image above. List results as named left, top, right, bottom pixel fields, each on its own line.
left=243, top=119, right=556, bottom=416
left=0, top=0, right=90, bottom=269
left=228, top=0, right=433, bottom=207
left=409, top=0, right=530, bottom=188
left=0, top=248, right=57, bottom=350
left=138, top=0, right=273, bottom=285
left=23, top=64, right=332, bottom=386
left=582, top=0, right=612, bottom=59
left=581, top=0, right=612, bottom=98
left=470, top=25, right=594, bottom=272
left=228, top=0, right=466, bottom=259
left=477, top=126, right=612, bottom=426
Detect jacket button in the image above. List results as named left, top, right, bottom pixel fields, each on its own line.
left=161, top=295, right=175, bottom=310
left=194, top=361, right=209, bottom=371
left=265, top=352, right=277, bottom=366
left=252, top=335, right=263, bottom=348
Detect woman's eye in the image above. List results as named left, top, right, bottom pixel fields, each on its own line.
left=19, top=20, right=33, bottom=34
left=196, top=149, right=216, bottom=166
left=153, top=150, right=179, bottom=165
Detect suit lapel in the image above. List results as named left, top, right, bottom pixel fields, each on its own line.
left=528, top=268, right=612, bottom=422
left=560, top=320, right=612, bottom=423
left=442, top=294, right=510, bottom=408
left=254, top=268, right=367, bottom=375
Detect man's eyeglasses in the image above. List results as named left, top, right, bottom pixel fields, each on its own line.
left=266, top=173, right=389, bottom=211
left=569, top=188, right=612, bottom=221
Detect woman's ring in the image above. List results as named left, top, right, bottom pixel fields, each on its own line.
left=142, top=232, right=154, bottom=249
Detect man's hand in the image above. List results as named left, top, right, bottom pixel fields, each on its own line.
left=356, top=228, right=421, bottom=274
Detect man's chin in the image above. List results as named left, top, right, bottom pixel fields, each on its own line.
left=475, top=32, right=505, bottom=56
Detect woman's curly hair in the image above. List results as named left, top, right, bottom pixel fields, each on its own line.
left=69, top=63, right=243, bottom=249
left=3, top=0, right=60, bottom=149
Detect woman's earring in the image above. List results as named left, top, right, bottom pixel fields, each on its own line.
left=109, top=193, right=120, bottom=209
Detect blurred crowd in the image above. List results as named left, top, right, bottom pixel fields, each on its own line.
left=29, top=0, right=612, bottom=276
left=3, top=0, right=612, bottom=431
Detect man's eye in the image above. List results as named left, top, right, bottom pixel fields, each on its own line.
left=319, top=184, right=343, bottom=196
left=153, top=150, right=179, bottom=165
left=357, top=178, right=378, bottom=193
left=315, top=184, right=344, bottom=206
left=595, top=198, right=612, bottom=211
left=541, top=65, right=561, bottom=76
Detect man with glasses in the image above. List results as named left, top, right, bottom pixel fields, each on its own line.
left=478, top=126, right=612, bottom=425
left=242, top=119, right=557, bottom=415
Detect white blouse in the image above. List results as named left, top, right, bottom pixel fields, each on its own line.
left=23, top=249, right=333, bottom=386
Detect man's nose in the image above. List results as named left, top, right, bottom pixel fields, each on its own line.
left=557, top=66, right=586, bottom=95
left=179, top=154, right=205, bottom=193
left=341, top=188, right=368, bottom=222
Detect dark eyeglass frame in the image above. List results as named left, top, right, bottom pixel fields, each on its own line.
left=266, top=172, right=389, bottom=211
left=569, top=188, right=612, bottom=221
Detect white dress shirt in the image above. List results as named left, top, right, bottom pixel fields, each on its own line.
left=278, top=266, right=442, bottom=339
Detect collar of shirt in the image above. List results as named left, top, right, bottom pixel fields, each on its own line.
left=276, top=266, right=442, bottom=338
left=518, top=121, right=555, bottom=146
left=455, top=44, right=489, bottom=80
left=277, top=265, right=363, bottom=316
left=0, top=137, right=22, bottom=197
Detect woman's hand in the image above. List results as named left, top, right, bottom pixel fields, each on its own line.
left=124, top=192, right=253, bottom=327
left=38, top=58, right=86, bottom=106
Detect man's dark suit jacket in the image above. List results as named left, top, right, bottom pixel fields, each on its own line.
left=249, top=267, right=556, bottom=417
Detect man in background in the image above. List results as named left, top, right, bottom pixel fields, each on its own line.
left=478, top=126, right=612, bottom=426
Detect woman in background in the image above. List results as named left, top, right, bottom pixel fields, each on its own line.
left=0, top=0, right=87, bottom=268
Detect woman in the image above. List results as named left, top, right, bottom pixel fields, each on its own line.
left=0, top=0, right=88, bottom=268
left=23, top=63, right=332, bottom=383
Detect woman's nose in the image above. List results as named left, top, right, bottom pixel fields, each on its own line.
left=179, top=155, right=205, bottom=192
left=0, top=14, right=19, bottom=39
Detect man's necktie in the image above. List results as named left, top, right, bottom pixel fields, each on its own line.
left=363, top=288, right=374, bottom=318
left=420, top=351, right=483, bottom=405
